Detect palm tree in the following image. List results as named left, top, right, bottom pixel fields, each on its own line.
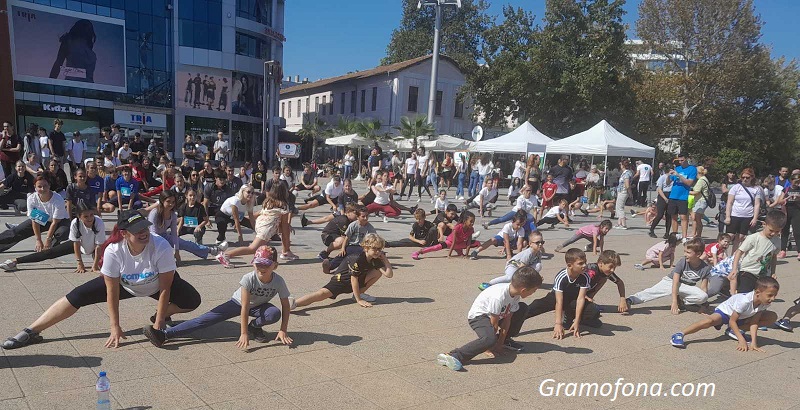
left=331, top=116, right=359, bottom=137
left=296, top=117, right=328, bottom=163
left=355, top=118, right=385, bottom=141
left=395, top=115, right=435, bottom=152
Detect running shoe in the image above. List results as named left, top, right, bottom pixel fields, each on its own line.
left=775, top=318, right=793, bottom=332
left=280, top=252, right=299, bottom=261
left=470, top=251, right=479, bottom=260
left=725, top=327, right=750, bottom=343
left=503, top=338, right=524, bottom=351
left=478, top=282, right=490, bottom=291
left=634, top=264, right=645, bottom=270
left=436, top=353, right=463, bottom=371
left=0, top=259, right=17, bottom=272
left=301, top=214, right=309, bottom=227
left=670, top=332, right=685, bottom=348
left=411, top=252, right=421, bottom=260
left=216, top=253, right=232, bottom=268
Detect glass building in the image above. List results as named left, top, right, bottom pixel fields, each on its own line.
left=7, top=0, right=284, bottom=163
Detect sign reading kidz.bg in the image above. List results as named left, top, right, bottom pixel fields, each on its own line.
left=42, top=103, right=83, bottom=116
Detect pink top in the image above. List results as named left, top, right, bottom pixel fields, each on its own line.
left=577, top=224, right=600, bottom=239
left=645, top=241, right=675, bottom=260
left=446, top=223, right=475, bottom=247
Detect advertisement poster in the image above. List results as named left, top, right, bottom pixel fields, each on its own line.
left=177, top=69, right=232, bottom=113
left=277, top=142, right=301, bottom=158
left=231, top=72, right=263, bottom=117
left=11, top=4, right=126, bottom=92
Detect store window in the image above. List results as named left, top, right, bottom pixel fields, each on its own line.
left=236, top=0, right=272, bottom=25
left=232, top=121, right=263, bottom=162
left=179, top=0, right=223, bottom=51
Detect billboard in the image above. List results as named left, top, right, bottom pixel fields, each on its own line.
left=177, top=69, right=232, bottom=113
left=11, top=4, right=126, bottom=93
left=231, top=72, right=263, bottom=117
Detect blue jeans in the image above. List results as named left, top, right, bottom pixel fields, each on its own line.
left=468, top=171, right=480, bottom=197
left=427, top=171, right=439, bottom=194
left=457, top=172, right=465, bottom=197
left=157, top=232, right=210, bottom=259
left=344, top=165, right=353, bottom=180
left=477, top=174, right=486, bottom=192
left=488, top=211, right=534, bottom=227
left=164, top=299, right=281, bottom=338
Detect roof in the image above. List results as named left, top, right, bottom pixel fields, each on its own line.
left=280, top=55, right=460, bottom=95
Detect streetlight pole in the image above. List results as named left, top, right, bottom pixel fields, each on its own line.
left=419, top=0, right=461, bottom=127
left=263, top=60, right=281, bottom=167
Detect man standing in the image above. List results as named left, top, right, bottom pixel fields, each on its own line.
left=548, top=155, right=573, bottom=203
left=213, top=131, right=229, bottom=163
left=65, top=130, right=86, bottom=176
left=775, top=167, right=791, bottom=191
left=633, top=160, right=653, bottom=206
left=110, top=123, right=125, bottom=150
left=129, top=133, right=147, bottom=162
left=667, top=152, right=697, bottom=242
left=49, top=119, right=67, bottom=165
left=195, top=135, right=209, bottom=171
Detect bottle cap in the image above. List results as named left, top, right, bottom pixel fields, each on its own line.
left=99, top=371, right=106, bottom=377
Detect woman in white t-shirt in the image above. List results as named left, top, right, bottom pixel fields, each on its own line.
left=615, top=159, right=632, bottom=229
left=366, top=173, right=401, bottom=218
left=725, top=167, right=762, bottom=251
left=400, top=152, right=418, bottom=199
left=483, top=185, right=536, bottom=229
left=216, top=185, right=256, bottom=245
left=0, top=174, right=70, bottom=254
left=343, top=150, right=355, bottom=180
left=512, top=154, right=526, bottom=180
left=0, top=203, right=104, bottom=273
left=38, top=128, right=51, bottom=166
left=1, top=210, right=202, bottom=349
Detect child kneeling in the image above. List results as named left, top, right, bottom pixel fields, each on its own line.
left=436, top=267, right=542, bottom=371
left=671, top=276, right=779, bottom=350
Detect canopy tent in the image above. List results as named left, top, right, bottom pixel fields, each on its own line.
left=391, top=135, right=474, bottom=152
left=324, top=134, right=372, bottom=147
left=470, top=121, right=553, bottom=154
left=545, top=120, right=655, bottom=158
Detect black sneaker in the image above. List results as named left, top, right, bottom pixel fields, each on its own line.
left=408, top=205, right=418, bottom=215
left=248, top=323, right=270, bottom=343
left=301, top=214, right=309, bottom=227
left=143, top=325, right=167, bottom=347
left=150, top=313, right=172, bottom=325
left=317, top=250, right=328, bottom=260
left=583, top=317, right=603, bottom=328
left=663, top=233, right=670, bottom=240
left=503, top=338, right=524, bottom=351
left=648, top=231, right=657, bottom=238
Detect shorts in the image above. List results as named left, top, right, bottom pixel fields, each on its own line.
left=492, top=235, right=505, bottom=245
left=726, top=216, right=753, bottom=235
left=309, top=194, right=327, bottom=205
left=667, top=199, right=689, bottom=216
left=541, top=199, right=553, bottom=208
left=371, top=167, right=380, bottom=178
left=714, top=308, right=748, bottom=327
left=321, top=233, right=338, bottom=247
left=323, top=274, right=366, bottom=298
left=254, top=213, right=281, bottom=241
left=692, top=198, right=708, bottom=214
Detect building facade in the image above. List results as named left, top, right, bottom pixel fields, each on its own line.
left=5, top=0, right=284, bottom=163
left=279, top=55, right=473, bottom=139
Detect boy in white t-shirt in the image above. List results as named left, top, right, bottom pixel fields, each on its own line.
left=671, top=276, right=778, bottom=350
left=470, top=212, right=527, bottom=261
left=436, top=267, right=542, bottom=371
left=536, top=199, right=570, bottom=229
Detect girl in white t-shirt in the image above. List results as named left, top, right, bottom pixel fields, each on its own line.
left=0, top=203, right=104, bottom=273
left=431, top=189, right=449, bottom=215
left=216, top=185, right=256, bottom=245
left=536, top=199, right=570, bottom=229
left=1, top=210, right=201, bottom=349
left=0, top=174, right=70, bottom=254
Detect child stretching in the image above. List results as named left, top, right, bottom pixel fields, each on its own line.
left=470, top=211, right=527, bottom=260
left=315, top=204, right=358, bottom=258
left=700, top=233, right=732, bottom=267
left=555, top=220, right=612, bottom=255
left=671, top=276, right=779, bottom=350
left=412, top=211, right=480, bottom=260
left=634, top=233, right=679, bottom=270
left=323, top=205, right=376, bottom=273
left=143, top=246, right=293, bottom=349
left=536, top=199, right=570, bottom=229
left=387, top=208, right=435, bottom=248
left=626, top=238, right=710, bottom=314
left=291, top=234, right=393, bottom=309
left=728, top=211, right=785, bottom=295
left=432, top=189, right=449, bottom=215
left=630, top=202, right=657, bottom=225
left=478, top=231, right=544, bottom=291
left=436, top=267, right=542, bottom=371
left=585, top=250, right=628, bottom=313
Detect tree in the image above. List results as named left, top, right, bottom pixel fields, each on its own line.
left=330, top=116, right=359, bottom=137
left=395, top=115, right=436, bottom=152
left=382, top=0, right=492, bottom=75
left=355, top=119, right=386, bottom=140
left=296, top=117, right=329, bottom=163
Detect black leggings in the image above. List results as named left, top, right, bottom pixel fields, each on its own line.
left=65, top=272, right=201, bottom=310
left=17, top=240, right=75, bottom=264
left=0, top=191, right=27, bottom=208
left=649, top=196, right=671, bottom=234
left=507, top=292, right=601, bottom=337
left=0, top=219, right=70, bottom=253
left=781, top=207, right=800, bottom=251
left=214, top=211, right=253, bottom=242
left=400, top=173, right=416, bottom=197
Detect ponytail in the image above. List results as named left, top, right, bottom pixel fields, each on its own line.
left=97, top=225, right=125, bottom=269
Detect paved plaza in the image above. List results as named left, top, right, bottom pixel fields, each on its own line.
left=0, top=179, right=798, bottom=409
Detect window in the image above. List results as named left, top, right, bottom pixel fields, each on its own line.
left=454, top=96, right=464, bottom=118
left=340, top=93, right=345, bottom=115
left=329, top=95, right=333, bottom=115
left=350, top=90, right=356, bottom=113
left=408, top=86, right=419, bottom=112
left=235, top=32, right=272, bottom=60
left=435, top=90, right=443, bottom=116
left=321, top=96, right=326, bottom=115
left=281, top=102, right=285, bottom=117
left=297, top=99, right=301, bottom=116
left=371, top=87, right=377, bottom=111
left=306, top=98, right=310, bottom=114
left=236, top=0, right=272, bottom=25
left=287, top=101, right=291, bottom=118
left=178, top=0, right=223, bottom=51
left=314, top=96, right=320, bottom=114
left=360, top=90, right=366, bottom=113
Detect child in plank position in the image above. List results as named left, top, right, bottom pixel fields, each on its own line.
left=478, top=231, right=544, bottom=291
left=700, top=233, right=732, bottom=267
left=634, top=233, right=679, bottom=270
left=436, top=266, right=543, bottom=371
left=555, top=220, right=612, bottom=255
left=670, top=276, right=779, bottom=350
left=585, top=250, right=629, bottom=313
left=729, top=211, right=785, bottom=295
left=469, top=211, right=527, bottom=260
left=411, top=211, right=480, bottom=260
left=290, top=234, right=393, bottom=309
left=315, top=204, right=358, bottom=259
left=626, top=238, right=711, bottom=314
left=143, top=246, right=293, bottom=350
left=507, top=249, right=600, bottom=341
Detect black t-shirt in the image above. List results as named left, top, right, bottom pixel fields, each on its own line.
left=332, top=252, right=385, bottom=280
left=49, top=131, right=66, bottom=157
left=228, top=176, right=243, bottom=193
left=551, top=268, right=590, bottom=302
left=171, top=186, right=187, bottom=208
left=340, top=190, right=359, bottom=207
left=0, top=133, right=21, bottom=163
left=549, top=164, right=573, bottom=193
left=3, top=172, right=34, bottom=193
left=204, top=184, right=232, bottom=208
left=52, top=169, right=69, bottom=192
left=785, top=186, right=800, bottom=210
left=178, top=202, right=207, bottom=219
left=432, top=212, right=454, bottom=236
left=361, top=189, right=375, bottom=205
left=144, top=165, right=160, bottom=187
left=252, top=170, right=267, bottom=191
left=66, top=183, right=98, bottom=211
left=130, top=141, right=147, bottom=157
left=98, top=137, right=114, bottom=155
left=585, top=263, right=619, bottom=291
left=410, top=220, right=434, bottom=240
left=200, top=169, right=216, bottom=186
left=182, top=142, right=195, bottom=158
left=301, top=172, right=315, bottom=186
left=322, top=215, right=351, bottom=236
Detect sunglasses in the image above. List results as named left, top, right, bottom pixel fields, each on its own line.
left=191, top=174, right=199, bottom=176
left=533, top=241, right=545, bottom=245
left=741, top=176, right=752, bottom=179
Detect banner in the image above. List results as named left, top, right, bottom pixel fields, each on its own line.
left=231, top=72, right=263, bottom=117
left=177, top=68, right=232, bottom=113
left=277, top=142, right=301, bottom=158
left=11, top=4, right=126, bottom=92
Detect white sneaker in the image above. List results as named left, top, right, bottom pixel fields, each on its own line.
left=0, top=259, right=17, bottom=272
left=218, top=241, right=229, bottom=252
left=355, top=293, right=376, bottom=302
left=634, top=263, right=645, bottom=270
left=417, top=198, right=421, bottom=203
left=471, top=231, right=480, bottom=240
left=287, top=296, right=297, bottom=310
left=383, top=216, right=389, bottom=223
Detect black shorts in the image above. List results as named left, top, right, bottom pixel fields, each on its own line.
left=309, top=194, right=327, bottom=205
left=65, top=272, right=201, bottom=310
left=667, top=199, right=689, bottom=216
left=323, top=274, right=366, bottom=298
left=295, top=185, right=316, bottom=192
left=726, top=216, right=753, bottom=235
left=736, top=271, right=760, bottom=294
left=321, top=233, right=338, bottom=247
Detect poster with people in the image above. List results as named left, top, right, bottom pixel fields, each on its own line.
left=177, top=69, right=231, bottom=113
left=231, top=72, right=264, bottom=117
left=11, top=4, right=126, bottom=92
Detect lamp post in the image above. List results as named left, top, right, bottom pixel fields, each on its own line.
left=418, top=0, right=461, bottom=127
left=263, top=60, right=281, bottom=166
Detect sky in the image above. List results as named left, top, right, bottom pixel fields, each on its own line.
left=283, top=0, right=800, bottom=81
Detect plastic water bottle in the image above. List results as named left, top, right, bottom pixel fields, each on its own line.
left=96, top=371, right=111, bottom=410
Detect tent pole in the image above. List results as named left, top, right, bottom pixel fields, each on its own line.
left=603, top=154, right=608, bottom=186
left=650, top=156, right=657, bottom=205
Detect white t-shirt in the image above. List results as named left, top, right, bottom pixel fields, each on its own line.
left=280, top=173, right=294, bottom=186
left=344, top=154, right=355, bottom=167
left=373, top=183, right=392, bottom=205
left=104, top=157, right=121, bottom=168
left=324, top=180, right=343, bottom=198
left=27, top=192, right=69, bottom=222
left=214, top=140, right=229, bottom=161
left=737, top=232, right=779, bottom=275
left=405, top=158, right=417, bottom=175
left=434, top=197, right=448, bottom=211
left=636, top=163, right=653, bottom=182
left=68, top=216, right=106, bottom=255
left=498, top=222, right=525, bottom=241
left=117, top=147, right=132, bottom=161
left=716, top=291, right=770, bottom=320
left=101, top=235, right=177, bottom=297
left=66, top=139, right=86, bottom=163
left=512, top=160, right=526, bottom=179
left=728, top=184, right=763, bottom=218
left=221, top=196, right=248, bottom=220
left=543, top=205, right=564, bottom=219
left=417, top=155, right=429, bottom=174
left=232, top=271, right=290, bottom=307
left=467, top=283, right=520, bottom=320
left=473, top=187, right=498, bottom=205
left=477, top=162, right=493, bottom=176
left=39, top=136, right=50, bottom=157
left=512, top=195, right=535, bottom=213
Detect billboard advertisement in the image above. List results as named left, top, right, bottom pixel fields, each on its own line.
left=177, top=69, right=232, bottom=113
left=231, top=72, right=263, bottom=117
left=10, top=4, right=126, bottom=93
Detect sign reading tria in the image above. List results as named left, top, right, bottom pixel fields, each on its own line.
left=42, top=103, right=83, bottom=116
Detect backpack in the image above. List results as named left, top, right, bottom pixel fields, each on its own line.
left=699, top=178, right=716, bottom=208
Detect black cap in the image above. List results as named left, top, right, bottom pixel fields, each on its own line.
left=117, top=210, right=151, bottom=232
left=676, top=152, right=686, bottom=158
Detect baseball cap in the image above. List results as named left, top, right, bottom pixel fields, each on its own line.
left=252, top=246, right=277, bottom=266
left=117, top=210, right=151, bottom=233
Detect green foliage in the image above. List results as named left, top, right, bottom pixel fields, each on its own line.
left=296, top=117, right=329, bottom=162
left=395, top=115, right=436, bottom=152
left=354, top=119, right=386, bottom=140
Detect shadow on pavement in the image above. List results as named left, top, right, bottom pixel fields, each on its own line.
left=292, top=296, right=435, bottom=315
left=3, top=354, right=102, bottom=368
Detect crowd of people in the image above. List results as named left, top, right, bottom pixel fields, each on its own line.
left=0, top=128, right=798, bottom=374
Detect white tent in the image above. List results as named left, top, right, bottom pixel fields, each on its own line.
left=546, top=120, right=655, bottom=158
left=392, top=135, right=473, bottom=152
left=471, top=121, right=553, bottom=154
left=325, top=134, right=372, bottom=147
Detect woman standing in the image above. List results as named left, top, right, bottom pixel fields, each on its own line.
left=648, top=165, right=673, bottom=238
left=1, top=211, right=202, bottom=349
left=440, top=152, right=454, bottom=192
left=524, top=154, right=542, bottom=194
left=779, top=174, right=800, bottom=259
left=724, top=168, right=762, bottom=252
left=400, top=152, right=418, bottom=200
left=455, top=152, right=467, bottom=200
left=585, top=165, right=601, bottom=208
left=476, top=154, right=493, bottom=191
left=343, top=149, right=355, bottom=180
left=614, top=159, right=632, bottom=230
left=1, top=123, right=22, bottom=179
left=0, top=174, right=70, bottom=253
left=689, top=166, right=711, bottom=240
left=426, top=152, right=440, bottom=202
left=467, top=156, right=480, bottom=197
